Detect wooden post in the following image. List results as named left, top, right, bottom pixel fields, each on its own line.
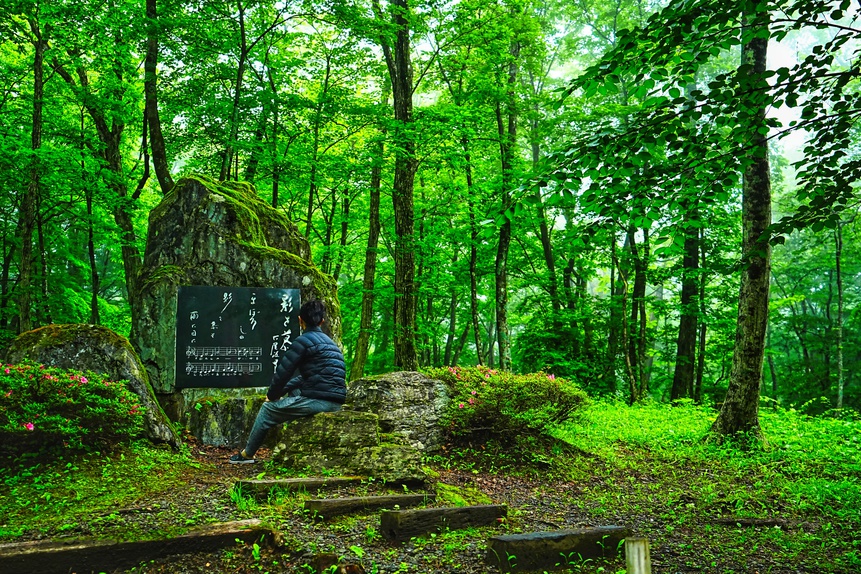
left=625, top=537, right=651, bottom=574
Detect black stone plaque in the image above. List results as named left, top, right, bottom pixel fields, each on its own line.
left=175, top=286, right=301, bottom=389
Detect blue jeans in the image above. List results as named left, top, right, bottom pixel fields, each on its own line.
left=243, top=392, right=342, bottom=457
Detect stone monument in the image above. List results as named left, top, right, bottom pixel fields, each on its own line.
left=131, top=175, right=340, bottom=423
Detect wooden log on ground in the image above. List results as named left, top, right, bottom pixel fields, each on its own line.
left=305, top=494, right=435, bottom=518
left=625, top=537, right=652, bottom=574
left=234, top=477, right=364, bottom=499
left=0, top=519, right=272, bottom=574
left=486, top=525, right=630, bottom=572
left=381, top=504, right=507, bottom=542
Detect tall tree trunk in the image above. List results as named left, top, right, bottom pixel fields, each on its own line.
left=305, top=54, right=332, bottom=238
left=835, top=222, right=844, bottom=408
left=494, top=39, right=520, bottom=371
left=531, top=138, right=561, bottom=321
left=671, top=208, right=699, bottom=400
left=145, top=0, right=173, bottom=194
left=694, top=228, right=707, bottom=403
left=451, top=322, right=470, bottom=366
left=36, top=198, right=51, bottom=324
left=18, top=17, right=46, bottom=333
left=350, top=86, right=387, bottom=380
left=606, top=231, right=621, bottom=392
left=375, top=0, right=418, bottom=370
left=220, top=0, right=248, bottom=181
left=463, top=137, right=483, bottom=365
left=444, top=278, right=458, bottom=366
left=332, top=195, right=349, bottom=282
left=0, top=237, right=12, bottom=329
left=710, top=8, right=771, bottom=442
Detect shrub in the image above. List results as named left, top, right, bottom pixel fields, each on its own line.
left=424, top=366, right=589, bottom=445
left=0, top=362, right=144, bottom=451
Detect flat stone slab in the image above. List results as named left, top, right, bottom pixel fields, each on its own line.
left=486, top=526, right=631, bottom=572
left=305, top=494, right=435, bottom=518
left=235, top=476, right=364, bottom=498
left=381, top=504, right=507, bottom=542
left=0, top=519, right=272, bottom=574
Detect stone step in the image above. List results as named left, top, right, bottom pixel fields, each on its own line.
left=486, top=525, right=631, bottom=572
left=234, top=476, right=364, bottom=498
left=381, top=504, right=508, bottom=542
left=0, top=519, right=273, bottom=574
left=305, top=494, right=435, bottom=519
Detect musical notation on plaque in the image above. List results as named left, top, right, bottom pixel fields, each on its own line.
left=175, top=286, right=301, bottom=389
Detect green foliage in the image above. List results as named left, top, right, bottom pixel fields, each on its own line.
left=424, top=366, right=589, bottom=444
left=0, top=362, right=144, bottom=452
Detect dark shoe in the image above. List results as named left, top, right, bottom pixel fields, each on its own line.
left=229, top=453, right=257, bottom=464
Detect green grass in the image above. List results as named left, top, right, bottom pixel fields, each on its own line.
left=0, top=441, right=199, bottom=540
left=553, top=399, right=861, bottom=572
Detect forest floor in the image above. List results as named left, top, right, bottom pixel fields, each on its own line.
left=2, top=402, right=859, bottom=573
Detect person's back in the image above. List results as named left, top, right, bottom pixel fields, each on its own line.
left=230, top=299, right=345, bottom=464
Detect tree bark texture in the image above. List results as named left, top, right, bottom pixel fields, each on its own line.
left=350, top=87, right=387, bottom=380
left=493, top=39, right=520, bottom=371
left=376, top=0, right=418, bottom=370
left=671, top=209, right=699, bottom=400
left=710, top=11, right=770, bottom=441
left=18, top=17, right=46, bottom=332
left=145, top=0, right=173, bottom=194
left=835, top=223, right=844, bottom=408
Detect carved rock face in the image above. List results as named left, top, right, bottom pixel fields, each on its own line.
left=3, top=323, right=180, bottom=447
left=346, top=371, right=450, bottom=453
left=131, top=175, right=340, bottom=415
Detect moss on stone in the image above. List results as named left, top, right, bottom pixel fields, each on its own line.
left=139, top=265, right=186, bottom=293
left=434, top=483, right=492, bottom=507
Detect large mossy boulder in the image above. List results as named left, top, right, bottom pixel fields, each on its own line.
left=186, top=394, right=265, bottom=448
left=2, top=324, right=180, bottom=447
left=346, top=371, right=450, bottom=453
left=131, top=175, right=340, bottom=420
left=270, top=410, right=426, bottom=483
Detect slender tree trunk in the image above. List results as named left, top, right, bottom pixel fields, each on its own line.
left=835, top=223, right=844, bottom=408
left=375, top=0, right=418, bottom=370
left=463, top=137, right=483, bottom=365
left=451, top=322, right=470, bottom=366
left=694, top=229, right=707, bottom=403
left=18, top=17, right=47, bottom=333
left=145, top=0, right=173, bottom=194
left=36, top=199, right=51, bottom=324
left=0, top=237, right=12, bottom=329
left=493, top=39, right=519, bottom=370
left=305, top=54, right=332, bottom=238
left=220, top=0, right=248, bottom=181
left=531, top=138, right=561, bottom=320
left=710, top=8, right=771, bottom=442
left=332, top=195, right=349, bottom=282
left=444, top=284, right=458, bottom=366
left=349, top=86, right=387, bottom=380
left=672, top=208, right=699, bottom=400
left=606, top=231, right=621, bottom=392
left=86, top=185, right=101, bottom=324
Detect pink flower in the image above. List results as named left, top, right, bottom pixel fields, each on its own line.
left=547, top=374, right=556, bottom=381
left=468, top=398, right=475, bottom=405
left=81, top=377, right=88, bottom=384
left=458, top=403, right=465, bottom=408
left=3, top=368, right=9, bottom=374
left=4, top=391, right=11, bottom=397
left=24, top=422, right=34, bottom=431
left=471, top=390, right=477, bottom=395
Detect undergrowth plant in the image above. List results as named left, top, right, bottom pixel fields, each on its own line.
left=424, top=366, right=589, bottom=445
left=0, top=362, right=144, bottom=451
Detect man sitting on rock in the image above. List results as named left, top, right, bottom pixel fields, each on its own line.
left=230, top=299, right=346, bottom=464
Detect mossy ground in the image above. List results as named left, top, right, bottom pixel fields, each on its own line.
left=1, top=402, right=858, bottom=573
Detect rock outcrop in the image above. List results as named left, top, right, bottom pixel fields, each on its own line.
left=347, top=371, right=450, bottom=452
left=270, top=410, right=426, bottom=483
left=3, top=324, right=180, bottom=447
left=131, top=175, right=340, bottom=420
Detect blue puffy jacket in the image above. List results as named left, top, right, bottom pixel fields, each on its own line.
left=267, top=325, right=346, bottom=404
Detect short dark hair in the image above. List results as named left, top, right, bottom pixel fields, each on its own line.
left=299, top=299, right=326, bottom=326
